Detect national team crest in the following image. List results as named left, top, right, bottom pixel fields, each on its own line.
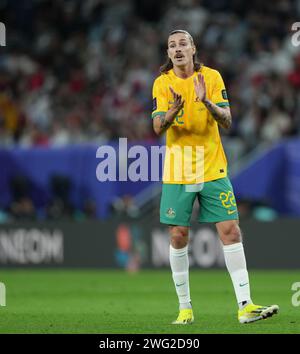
left=166, top=208, right=176, bottom=219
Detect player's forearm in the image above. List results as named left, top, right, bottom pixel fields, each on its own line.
left=202, top=99, right=232, bottom=129
left=153, top=110, right=177, bottom=136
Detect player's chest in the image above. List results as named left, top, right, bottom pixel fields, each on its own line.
left=166, top=78, right=213, bottom=108
left=166, top=79, right=213, bottom=127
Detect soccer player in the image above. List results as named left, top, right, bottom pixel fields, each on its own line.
left=151, top=30, right=279, bottom=324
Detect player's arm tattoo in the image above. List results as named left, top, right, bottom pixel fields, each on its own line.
left=159, top=113, right=173, bottom=130
left=202, top=99, right=232, bottom=129
left=153, top=113, right=175, bottom=135
left=153, top=89, right=184, bottom=136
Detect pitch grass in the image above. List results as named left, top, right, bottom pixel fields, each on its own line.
left=0, top=269, right=299, bottom=334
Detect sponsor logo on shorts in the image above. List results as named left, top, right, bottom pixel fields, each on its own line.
left=227, top=209, right=237, bottom=215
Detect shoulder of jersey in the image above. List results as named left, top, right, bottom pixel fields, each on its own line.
left=198, top=65, right=220, bottom=77
left=153, top=71, right=172, bottom=86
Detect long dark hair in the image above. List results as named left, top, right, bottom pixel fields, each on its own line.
left=160, top=30, right=203, bottom=74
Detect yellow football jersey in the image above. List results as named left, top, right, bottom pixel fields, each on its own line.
left=152, top=65, right=229, bottom=184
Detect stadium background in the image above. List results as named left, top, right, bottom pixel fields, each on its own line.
left=0, top=0, right=299, bottom=334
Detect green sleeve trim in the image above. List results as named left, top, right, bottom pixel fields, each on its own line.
left=151, top=111, right=166, bottom=119
left=216, top=102, right=230, bottom=107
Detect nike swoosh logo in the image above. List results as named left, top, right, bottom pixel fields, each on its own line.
left=176, top=283, right=185, bottom=287
left=227, top=210, right=237, bottom=215
left=239, top=282, right=248, bottom=287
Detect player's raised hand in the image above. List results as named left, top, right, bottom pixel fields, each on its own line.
left=169, top=86, right=185, bottom=114
left=193, top=73, right=207, bottom=102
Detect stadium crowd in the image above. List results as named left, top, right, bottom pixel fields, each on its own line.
left=0, top=0, right=299, bottom=220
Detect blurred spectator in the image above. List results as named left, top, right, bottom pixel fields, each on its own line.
left=252, top=204, right=278, bottom=221
left=3, top=173, right=100, bottom=222
left=46, top=175, right=74, bottom=219
left=0, top=0, right=298, bottom=154
left=237, top=199, right=253, bottom=219
left=0, top=0, right=300, bottom=220
left=8, top=175, right=36, bottom=220
left=111, top=194, right=139, bottom=218
left=83, top=199, right=97, bottom=219
left=237, top=199, right=278, bottom=221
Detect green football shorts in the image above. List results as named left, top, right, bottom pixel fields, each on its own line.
left=160, top=176, right=239, bottom=226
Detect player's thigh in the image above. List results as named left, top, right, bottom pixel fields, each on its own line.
left=160, top=184, right=197, bottom=227
left=197, top=177, right=239, bottom=223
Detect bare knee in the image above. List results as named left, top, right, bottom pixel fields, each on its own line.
left=216, top=220, right=241, bottom=245
left=169, top=226, right=189, bottom=249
